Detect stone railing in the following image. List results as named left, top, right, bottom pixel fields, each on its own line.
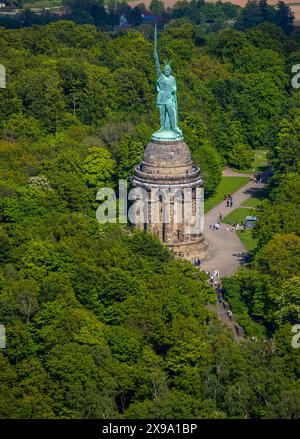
left=134, top=165, right=202, bottom=185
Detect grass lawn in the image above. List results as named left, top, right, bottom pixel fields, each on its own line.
left=241, top=188, right=269, bottom=208
left=237, top=229, right=258, bottom=252
left=204, top=176, right=250, bottom=213
left=221, top=207, right=255, bottom=225
left=233, top=149, right=268, bottom=174
left=242, top=197, right=262, bottom=208
left=24, top=0, right=62, bottom=8
left=222, top=207, right=258, bottom=252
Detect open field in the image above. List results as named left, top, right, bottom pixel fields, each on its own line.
left=23, top=0, right=62, bottom=8
left=12, top=0, right=300, bottom=24
left=128, top=0, right=300, bottom=25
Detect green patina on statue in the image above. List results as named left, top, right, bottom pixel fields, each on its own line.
left=152, top=24, right=183, bottom=141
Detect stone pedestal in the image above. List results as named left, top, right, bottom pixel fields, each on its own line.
left=132, top=138, right=208, bottom=262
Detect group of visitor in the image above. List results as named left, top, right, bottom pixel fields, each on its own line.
left=208, top=269, right=220, bottom=290
left=205, top=269, right=235, bottom=322
left=209, top=222, right=220, bottom=231
left=193, top=257, right=201, bottom=268
left=224, top=194, right=233, bottom=207
left=227, top=310, right=233, bottom=320
left=255, top=174, right=263, bottom=183
left=209, top=213, right=223, bottom=231
left=225, top=222, right=244, bottom=232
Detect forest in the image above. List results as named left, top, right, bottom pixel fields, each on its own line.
left=0, top=0, right=299, bottom=419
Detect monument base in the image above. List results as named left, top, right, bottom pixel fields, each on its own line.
left=151, top=129, right=183, bottom=142
left=168, top=236, right=209, bottom=262
left=132, top=138, right=208, bottom=264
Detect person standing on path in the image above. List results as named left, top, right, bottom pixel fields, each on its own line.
left=227, top=310, right=233, bottom=321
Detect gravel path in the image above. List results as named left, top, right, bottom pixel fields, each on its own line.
left=201, top=172, right=266, bottom=277
left=222, top=166, right=253, bottom=177
left=207, top=302, right=245, bottom=342
left=202, top=169, right=269, bottom=340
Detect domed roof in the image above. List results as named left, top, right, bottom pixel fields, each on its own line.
left=133, top=139, right=202, bottom=186
left=142, top=139, right=192, bottom=172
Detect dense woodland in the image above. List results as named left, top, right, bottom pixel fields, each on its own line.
left=0, top=0, right=296, bottom=36
left=0, top=1, right=299, bottom=418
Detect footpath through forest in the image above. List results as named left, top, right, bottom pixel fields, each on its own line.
left=201, top=168, right=269, bottom=341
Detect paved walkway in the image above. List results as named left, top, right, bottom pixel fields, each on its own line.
left=202, top=169, right=270, bottom=340
left=201, top=168, right=270, bottom=339
left=201, top=172, right=266, bottom=277
left=207, top=302, right=244, bottom=342
left=222, top=166, right=253, bottom=178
